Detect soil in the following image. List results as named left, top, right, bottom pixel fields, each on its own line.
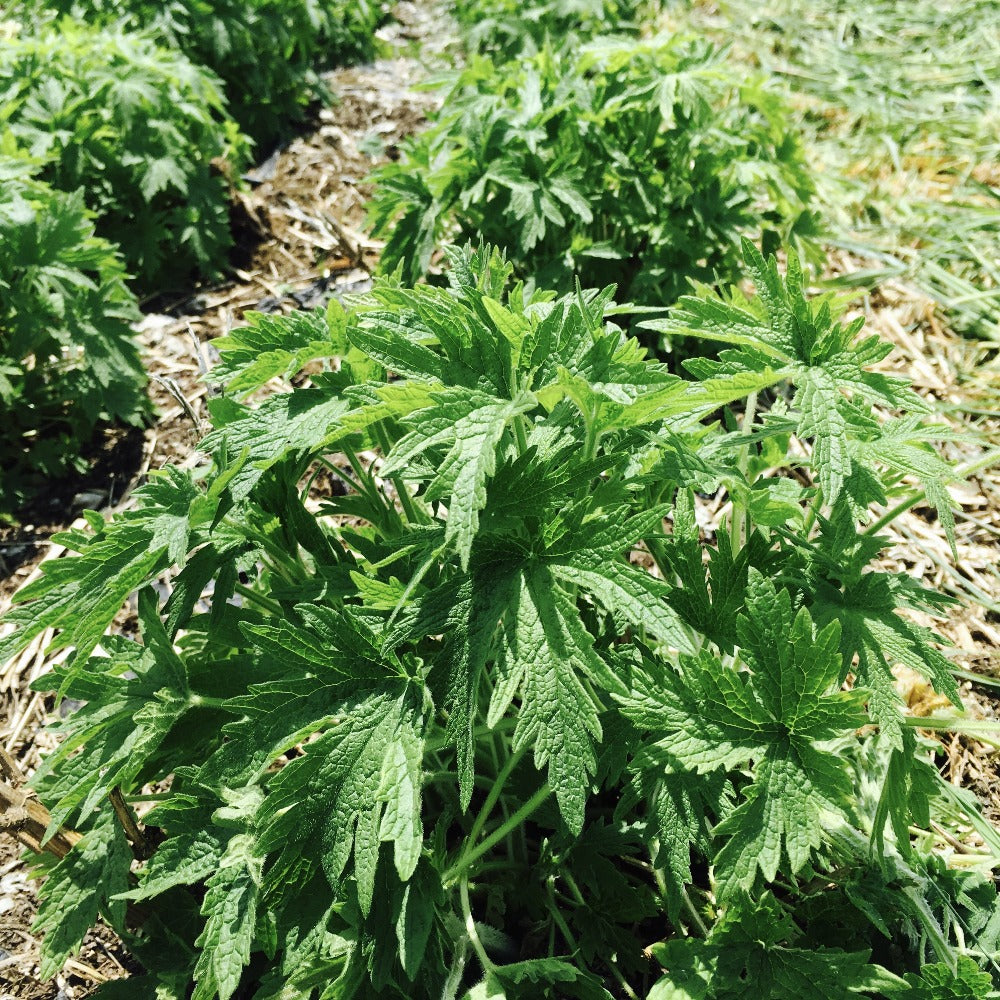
left=1, top=2, right=998, bottom=995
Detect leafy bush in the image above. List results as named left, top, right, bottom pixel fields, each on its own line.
left=4, top=244, right=996, bottom=997
left=0, top=155, right=147, bottom=507
left=369, top=38, right=818, bottom=306
left=17, top=0, right=385, bottom=147
left=0, top=20, right=249, bottom=288
left=453, top=0, right=651, bottom=60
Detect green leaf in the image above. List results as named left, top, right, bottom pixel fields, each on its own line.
left=650, top=894, right=884, bottom=999
left=202, top=389, right=351, bottom=500
left=256, top=683, right=425, bottom=915
left=404, top=568, right=520, bottom=810
left=494, top=566, right=605, bottom=832
left=211, top=309, right=334, bottom=397
left=810, top=570, right=960, bottom=746
left=653, top=242, right=933, bottom=504
left=620, top=573, right=867, bottom=895
left=896, top=957, right=998, bottom=999
left=116, top=794, right=228, bottom=902
left=0, top=469, right=202, bottom=673
left=550, top=550, right=694, bottom=654
left=33, top=809, right=131, bottom=980
left=383, top=388, right=535, bottom=568
left=192, top=791, right=265, bottom=1000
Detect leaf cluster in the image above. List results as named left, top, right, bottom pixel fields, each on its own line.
left=3, top=245, right=992, bottom=997
left=368, top=36, right=818, bottom=305
left=0, top=152, right=148, bottom=510
left=17, top=0, right=386, bottom=147
left=0, top=18, right=249, bottom=288
left=452, top=0, right=652, bottom=60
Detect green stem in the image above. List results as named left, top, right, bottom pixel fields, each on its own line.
left=444, top=784, right=550, bottom=885
left=425, top=719, right=516, bottom=755
left=951, top=668, right=1000, bottom=692
left=608, top=962, right=639, bottom=1000
left=801, top=485, right=824, bottom=538
left=189, top=694, right=231, bottom=710
left=865, top=447, right=1000, bottom=538
left=317, top=456, right=366, bottom=497
left=582, top=407, right=600, bottom=462
left=901, top=714, right=1000, bottom=747
left=466, top=746, right=527, bottom=848
left=373, top=422, right=423, bottom=525
left=561, top=870, right=587, bottom=907
left=682, top=887, right=710, bottom=938
left=514, top=414, right=530, bottom=455
left=546, top=879, right=579, bottom=954
left=461, top=876, right=494, bottom=975
left=342, top=442, right=400, bottom=530
left=233, top=581, right=285, bottom=618
left=339, top=445, right=379, bottom=504
left=462, top=860, right=529, bottom=879
left=731, top=390, right=758, bottom=552
left=221, top=519, right=300, bottom=582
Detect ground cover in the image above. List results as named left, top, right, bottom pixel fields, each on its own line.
left=662, top=0, right=1000, bottom=341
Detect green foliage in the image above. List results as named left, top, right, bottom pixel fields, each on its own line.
left=18, top=0, right=385, bottom=147
left=894, top=957, right=999, bottom=999
left=453, top=0, right=651, bottom=60
left=0, top=154, right=148, bottom=508
left=4, top=246, right=993, bottom=996
left=369, top=37, right=817, bottom=305
left=0, top=20, right=249, bottom=287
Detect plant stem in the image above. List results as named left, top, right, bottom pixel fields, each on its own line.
left=546, top=878, right=578, bottom=953
left=682, top=887, right=710, bottom=938
left=514, top=413, right=530, bottom=454
left=466, top=745, right=526, bottom=849
left=731, top=390, right=758, bottom=551
left=339, top=445, right=378, bottom=504
left=318, top=456, right=366, bottom=496
left=109, top=787, right=152, bottom=860
left=232, top=581, right=285, bottom=618
left=864, top=446, right=1000, bottom=538
left=188, top=694, right=231, bottom=710
left=900, top=714, right=1000, bottom=747
left=221, top=519, right=299, bottom=583
left=444, top=783, right=550, bottom=885
left=461, top=876, right=494, bottom=975
left=373, top=422, right=423, bottom=525
left=801, top=485, right=824, bottom=538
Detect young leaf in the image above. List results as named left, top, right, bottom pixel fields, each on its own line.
left=192, top=789, right=266, bottom=1000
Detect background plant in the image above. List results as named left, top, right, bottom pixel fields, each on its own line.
left=452, top=0, right=652, bottom=60
left=0, top=19, right=249, bottom=288
left=368, top=36, right=818, bottom=308
left=3, top=244, right=996, bottom=997
left=0, top=153, right=148, bottom=512
left=14, top=0, right=386, bottom=148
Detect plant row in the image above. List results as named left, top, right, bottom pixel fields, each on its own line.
left=369, top=1, right=819, bottom=311
left=0, top=0, right=385, bottom=507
